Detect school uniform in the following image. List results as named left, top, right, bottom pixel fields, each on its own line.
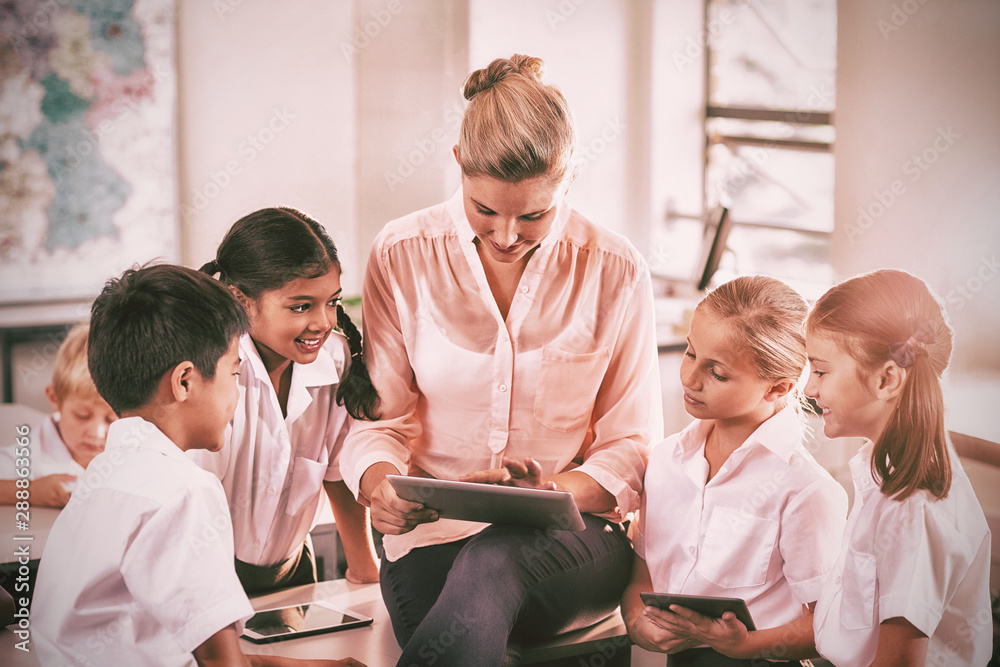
left=636, top=407, right=848, bottom=636
left=0, top=415, right=85, bottom=479
left=34, top=417, right=253, bottom=667
left=188, top=332, right=351, bottom=590
left=813, top=441, right=992, bottom=666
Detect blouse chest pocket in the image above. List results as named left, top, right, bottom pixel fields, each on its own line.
left=696, top=507, right=778, bottom=589
left=533, top=347, right=610, bottom=433
left=285, top=456, right=327, bottom=517
left=840, top=546, right=877, bottom=631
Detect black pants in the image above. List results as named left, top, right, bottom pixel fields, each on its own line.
left=668, top=647, right=804, bottom=666
left=234, top=540, right=317, bottom=597
left=381, top=514, right=634, bottom=667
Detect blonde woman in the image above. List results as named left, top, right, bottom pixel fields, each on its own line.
left=343, top=54, right=663, bottom=665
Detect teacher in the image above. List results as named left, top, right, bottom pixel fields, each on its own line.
left=343, top=54, right=663, bottom=666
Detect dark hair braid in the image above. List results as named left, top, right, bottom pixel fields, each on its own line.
left=336, top=303, right=380, bottom=421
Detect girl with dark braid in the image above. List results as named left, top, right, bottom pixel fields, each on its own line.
left=193, top=207, right=381, bottom=594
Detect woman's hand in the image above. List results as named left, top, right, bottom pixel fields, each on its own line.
left=644, top=605, right=751, bottom=658
left=459, top=456, right=556, bottom=490
left=369, top=479, right=439, bottom=535
left=361, top=464, right=438, bottom=536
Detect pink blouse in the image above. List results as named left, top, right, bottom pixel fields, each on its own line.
left=342, top=190, right=663, bottom=560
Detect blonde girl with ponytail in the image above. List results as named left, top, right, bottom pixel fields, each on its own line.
left=806, top=269, right=991, bottom=665
left=342, top=54, right=662, bottom=665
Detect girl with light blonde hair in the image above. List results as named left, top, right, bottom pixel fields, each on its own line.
left=623, top=276, right=847, bottom=665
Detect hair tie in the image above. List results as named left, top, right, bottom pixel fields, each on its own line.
left=888, top=318, right=936, bottom=368
left=206, top=259, right=221, bottom=276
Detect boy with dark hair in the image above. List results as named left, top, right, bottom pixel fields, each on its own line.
left=33, top=264, right=362, bottom=667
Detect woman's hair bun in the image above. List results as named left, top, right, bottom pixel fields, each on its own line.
left=462, top=54, right=545, bottom=100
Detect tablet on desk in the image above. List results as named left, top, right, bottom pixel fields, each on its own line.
left=639, top=593, right=756, bottom=631
left=387, top=475, right=587, bottom=531
left=241, top=601, right=373, bottom=644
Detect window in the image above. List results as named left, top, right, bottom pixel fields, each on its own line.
left=703, top=0, right=836, bottom=298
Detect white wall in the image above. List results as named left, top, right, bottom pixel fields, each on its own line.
left=354, top=0, right=469, bottom=268
left=174, top=0, right=707, bottom=290
left=176, top=0, right=360, bottom=289
left=834, top=0, right=1000, bottom=374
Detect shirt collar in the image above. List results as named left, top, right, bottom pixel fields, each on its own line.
left=240, top=333, right=270, bottom=383
left=105, top=416, right=188, bottom=462
left=674, top=418, right=715, bottom=455
left=673, top=405, right=804, bottom=463
left=849, top=440, right=879, bottom=495
left=745, top=405, right=804, bottom=463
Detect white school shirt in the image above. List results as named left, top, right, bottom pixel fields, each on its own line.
left=342, top=190, right=663, bottom=561
left=33, top=417, right=254, bottom=667
left=813, top=442, right=992, bottom=666
left=635, top=407, right=848, bottom=631
left=188, top=332, right=352, bottom=567
left=0, top=415, right=85, bottom=479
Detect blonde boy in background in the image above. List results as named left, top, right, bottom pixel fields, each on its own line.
left=0, top=323, right=116, bottom=508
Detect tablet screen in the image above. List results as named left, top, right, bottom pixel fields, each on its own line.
left=639, top=592, right=756, bottom=631
left=242, top=602, right=372, bottom=643
left=387, top=475, right=587, bottom=531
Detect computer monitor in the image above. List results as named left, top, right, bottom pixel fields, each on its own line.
left=696, top=206, right=732, bottom=291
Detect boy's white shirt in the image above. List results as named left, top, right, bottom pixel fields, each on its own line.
left=187, top=332, right=352, bottom=566
left=33, top=416, right=254, bottom=667
left=0, top=414, right=85, bottom=480
left=813, top=441, right=992, bottom=666
left=635, top=406, right=849, bottom=631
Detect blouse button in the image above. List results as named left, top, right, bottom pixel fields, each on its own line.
left=499, top=384, right=508, bottom=392
left=688, top=546, right=695, bottom=555
left=520, top=286, right=529, bottom=293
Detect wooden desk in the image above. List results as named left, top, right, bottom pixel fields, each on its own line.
left=0, top=579, right=630, bottom=666
left=242, top=580, right=631, bottom=666
left=241, top=581, right=398, bottom=665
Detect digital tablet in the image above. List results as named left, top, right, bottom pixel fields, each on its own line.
left=640, top=592, right=756, bottom=631
left=240, top=601, right=373, bottom=644
left=387, top=475, right=587, bottom=532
